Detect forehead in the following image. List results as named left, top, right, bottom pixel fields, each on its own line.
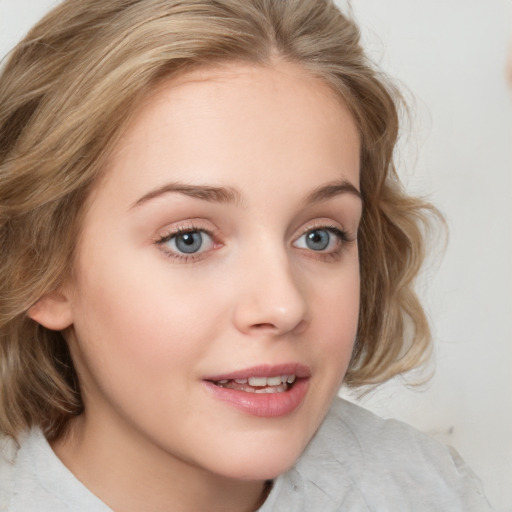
left=96, top=61, right=360, bottom=207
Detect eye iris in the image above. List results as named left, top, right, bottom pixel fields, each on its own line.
left=306, top=229, right=330, bottom=251
left=175, top=232, right=202, bottom=253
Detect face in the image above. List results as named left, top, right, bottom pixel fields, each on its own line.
left=58, top=62, right=361, bottom=482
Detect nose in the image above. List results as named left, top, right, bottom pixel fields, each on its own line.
left=232, top=247, right=308, bottom=336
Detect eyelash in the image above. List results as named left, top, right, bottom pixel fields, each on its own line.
left=155, top=224, right=217, bottom=263
left=154, top=223, right=355, bottom=263
left=294, top=224, right=353, bottom=263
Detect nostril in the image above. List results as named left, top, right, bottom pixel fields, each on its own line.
left=250, top=319, right=307, bottom=334
left=252, top=323, right=277, bottom=330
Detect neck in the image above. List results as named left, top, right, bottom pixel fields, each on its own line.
left=51, top=414, right=271, bottom=512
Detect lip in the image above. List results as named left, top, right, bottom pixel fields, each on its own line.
left=204, top=363, right=311, bottom=382
left=203, top=363, right=310, bottom=418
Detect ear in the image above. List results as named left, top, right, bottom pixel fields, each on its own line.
left=28, top=290, right=73, bottom=331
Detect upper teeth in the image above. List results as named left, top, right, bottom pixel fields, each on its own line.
left=243, top=375, right=296, bottom=386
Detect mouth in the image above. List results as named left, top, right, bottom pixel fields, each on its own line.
left=209, top=374, right=298, bottom=394
left=203, top=364, right=310, bottom=417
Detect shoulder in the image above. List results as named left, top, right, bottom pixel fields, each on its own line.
left=0, top=429, right=64, bottom=511
left=265, top=398, right=494, bottom=512
left=0, top=428, right=111, bottom=512
left=322, top=397, right=458, bottom=465
left=0, top=433, right=19, bottom=510
left=323, top=397, right=485, bottom=486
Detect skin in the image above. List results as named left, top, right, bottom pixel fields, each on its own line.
left=31, top=61, right=362, bottom=512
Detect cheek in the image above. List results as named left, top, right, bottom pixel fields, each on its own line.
left=311, top=262, right=360, bottom=366
left=315, top=256, right=360, bottom=323
left=68, top=251, right=219, bottom=380
left=67, top=271, right=219, bottom=429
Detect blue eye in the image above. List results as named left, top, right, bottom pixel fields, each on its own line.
left=305, top=229, right=330, bottom=251
left=294, top=228, right=343, bottom=252
left=165, top=230, right=214, bottom=255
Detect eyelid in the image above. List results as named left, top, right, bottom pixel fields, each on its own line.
left=154, top=220, right=221, bottom=261
left=292, top=220, right=351, bottom=242
left=291, top=221, right=356, bottom=261
left=294, top=225, right=344, bottom=243
left=155, top=219, right=212, bottom=242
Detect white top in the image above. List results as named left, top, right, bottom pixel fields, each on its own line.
left=0, top=398, right=493, bottom=511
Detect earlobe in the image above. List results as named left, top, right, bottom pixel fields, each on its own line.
left=28, top=291, right=74, bottom=331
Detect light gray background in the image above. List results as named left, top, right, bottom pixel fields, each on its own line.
left=1, top=1, right=511, bottom=510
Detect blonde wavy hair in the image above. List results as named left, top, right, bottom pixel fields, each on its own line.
left=0, top=0, right=437, bottom=440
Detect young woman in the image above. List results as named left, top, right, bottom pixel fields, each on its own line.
left=0, top=0, right=492, bottom=510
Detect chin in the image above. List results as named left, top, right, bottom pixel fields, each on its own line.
left=205, top=434, right=311, bottom=482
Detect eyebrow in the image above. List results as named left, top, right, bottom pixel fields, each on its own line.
left=130, top=178, right=361, bottom=210
left=131, top=182, right=243, bottom=209
left=302, top=179, right=362, bottom=205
